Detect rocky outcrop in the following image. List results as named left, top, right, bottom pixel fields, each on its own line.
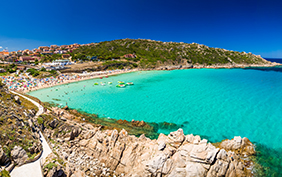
left=42, top=153, right=66, bottom=177
left=0, top=146, right=9, bottom=166
left=0, top=87, right=42, bottom=174
left=38, top=107, right=256, bottom=177
left=43, top=118, right=255, bottom=177
left=11, top=146, right=28, bottom=166
left=220, top=136, right=256, bottom=156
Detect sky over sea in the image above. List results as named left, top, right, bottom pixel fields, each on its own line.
left=0, top=0, right=281, bottom=58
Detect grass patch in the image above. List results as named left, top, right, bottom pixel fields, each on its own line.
left=37, top=117, right=43, bottom=125
left=15, top=94, right=38, bottom=112
left=44, top=162, right=57, bottom=171
left=0, top=169, right=10, bottom=177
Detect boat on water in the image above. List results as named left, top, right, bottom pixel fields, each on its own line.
left=100, top=82, right=105, bottom=86
left=100, top=77, right=103, bottom=79
left=126, top=82, right=134, bottom=85
left=105, top=76, right=108, bottom=78
left=118, top=81, right=125, bottom=84
left=94, top=82, right=99, bottom=85
left=116, top=84, right=126, bottom=88
left=108, top=82, right=112, bottom=85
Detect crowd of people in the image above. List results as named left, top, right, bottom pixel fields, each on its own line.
left=0, top=69, right=135, bottom=92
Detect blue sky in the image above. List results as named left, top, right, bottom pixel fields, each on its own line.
left=0, top=0, right=281, bottom=58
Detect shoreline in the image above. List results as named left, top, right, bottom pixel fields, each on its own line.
left=19, top=63, right=282, bottom=176
left=22, top=69, right=139, bottom=93
left=4, top=62, right=281, bottom=94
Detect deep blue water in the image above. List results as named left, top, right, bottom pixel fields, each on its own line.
left=29, top=66, right=282, bottom=176
left=264, top=58, right=282, bottom=64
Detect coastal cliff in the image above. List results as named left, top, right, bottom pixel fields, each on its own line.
left=39, top=107, right=256, bottom=177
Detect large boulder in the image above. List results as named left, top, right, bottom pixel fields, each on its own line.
left=49, top=119, right=59, bottom=129
left=167, top=129, right=185, bottom=148
left=11, top=146, right=28, bottom=166
left=220, top=136, right=255, bottom=156
left=69, top=127, right=81, bottom=140
left=145, top=154, right=168, bottom=175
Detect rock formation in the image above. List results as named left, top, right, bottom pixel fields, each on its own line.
left=11, top=146, right=28, bottom=166
left=0, top=87, right=42, bottom=174
left=40, top=107, right=256, bottom=177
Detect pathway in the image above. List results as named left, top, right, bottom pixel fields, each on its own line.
left=10, top=91, right=52, bottom=177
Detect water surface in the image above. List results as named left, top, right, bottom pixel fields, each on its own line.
left=29, top=67, right=282, bottom=175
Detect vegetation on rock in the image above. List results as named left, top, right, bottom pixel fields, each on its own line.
left=0, top=83, right=42, bottom=173
left=71, top=39, right=270, bottom=69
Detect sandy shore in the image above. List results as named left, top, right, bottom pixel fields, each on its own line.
left=10, top=63, right=282, bottom=93
left=22, top=69, right=139, bottom=93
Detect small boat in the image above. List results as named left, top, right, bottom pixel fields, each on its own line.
left=94, top=82, right=99, bottom=85
left=116, top=84, right=126, bottom=88
left=105, top=76, right=108, bottom=78
left=126, top=82, right=134, bottom=85
left=100, top=82, right=105, bottom=86
left=118, top=81, right=125, bottom=84
left=100, top=77, right=103, bottom=79
left=108, top=82, right=112, bottom=85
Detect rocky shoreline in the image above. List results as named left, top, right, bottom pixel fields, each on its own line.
left=155, top=62, right=281, bottom=71
left=0, top=83, right=259, bottom=177
left=37, top=107, right=256, bottom=177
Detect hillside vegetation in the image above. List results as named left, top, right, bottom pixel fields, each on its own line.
left=0, top=83, right=42, bottom=174
left=72, top=39, right=270, bottom=68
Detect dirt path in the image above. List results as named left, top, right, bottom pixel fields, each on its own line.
left=10, top=91, right=52, bottom=177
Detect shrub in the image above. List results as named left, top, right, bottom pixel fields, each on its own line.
left=27, top=68, right=40, bottom=77
left=0, top=169, right=10, bottom=177
left=37, top=117, right=43, bottom=125
left=44, top=162, right=57, bottom=171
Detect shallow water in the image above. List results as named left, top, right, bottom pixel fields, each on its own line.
left=29, top=67, right=282, bottom=175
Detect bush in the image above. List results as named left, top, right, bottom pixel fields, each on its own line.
left=0, top=169, right=10, bottom=177
left=44, top=162, right=57, bottom=171
left=37, top=117, right=43, bottom=125
left=27, top=68, right=40, bottom=77
left=49, top=70, right=57, bottom=75
left=40, top=67, right=46, bottom=72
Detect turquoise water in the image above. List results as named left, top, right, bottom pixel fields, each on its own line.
left=29, top=68, right=282, bottom=174
left=29, top=68, right=282, bottom=148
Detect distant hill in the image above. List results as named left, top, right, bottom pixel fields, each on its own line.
left=72, top=39, right=272, bottom=68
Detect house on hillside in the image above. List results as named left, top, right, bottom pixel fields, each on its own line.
left=17, top=50, right=23, bottom=55
left=62, top=54, right=71, bottom=60
left=19, top=56, right=41, bottom=62
left=0, top=51, right=9, bottom=57
left=41, top=51, right=53, bottom=55
left=43, top=60, right=71, bottom=68
left=38, top=46, right=50, bottom=51
left=51, top=45, right=59, bottom=49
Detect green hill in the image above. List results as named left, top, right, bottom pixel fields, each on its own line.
left=72, top=39, right=270, bottom=69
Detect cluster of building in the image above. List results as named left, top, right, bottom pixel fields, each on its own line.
left=0, top=43, right=89, bottom=63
